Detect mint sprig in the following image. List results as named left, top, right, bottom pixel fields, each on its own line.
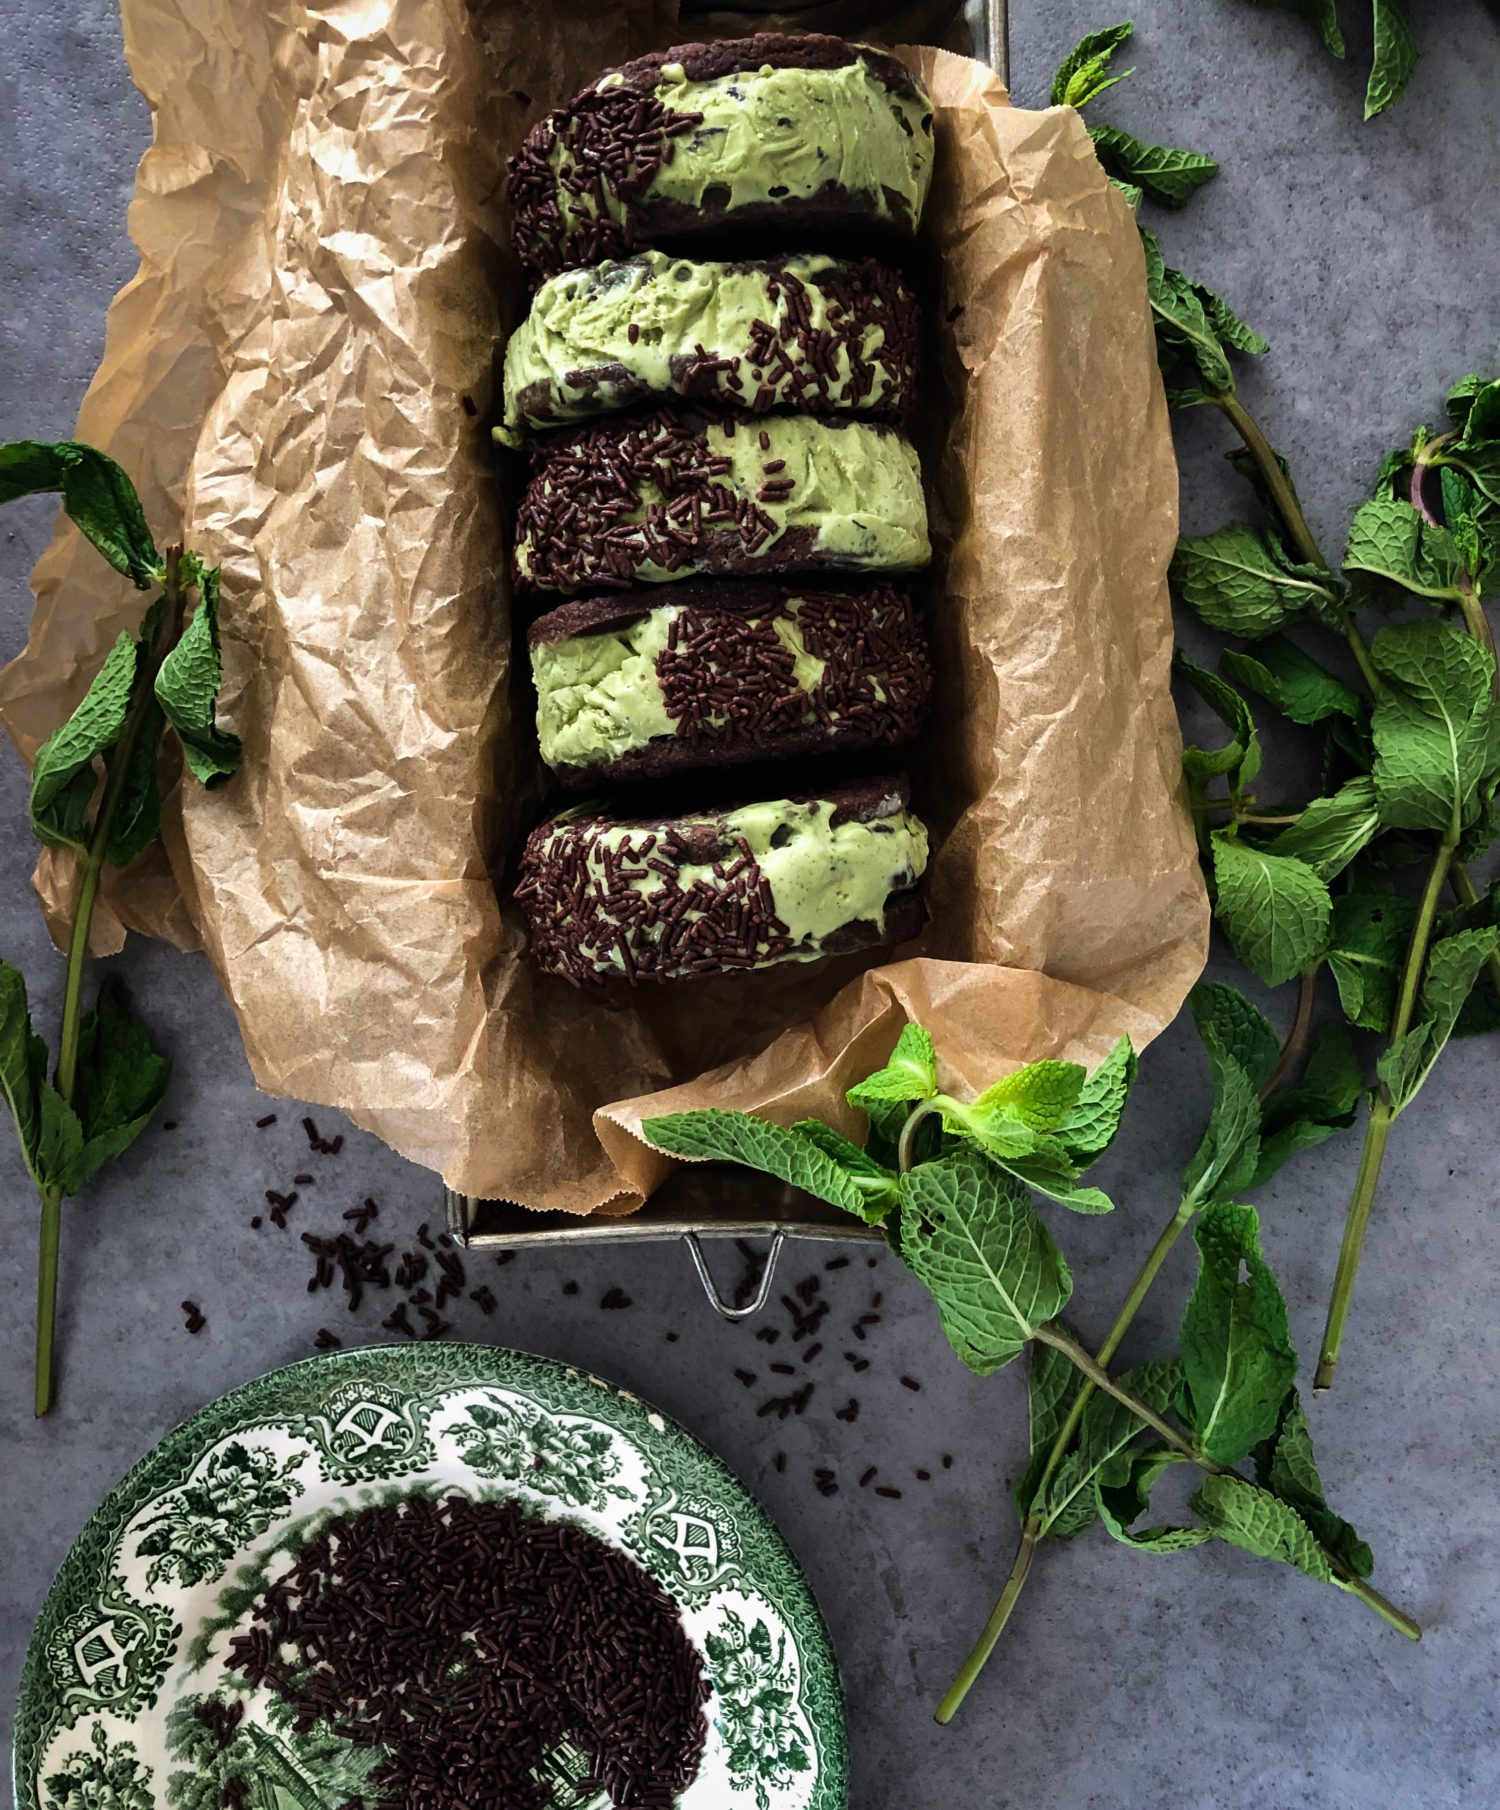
left=641, top=1002, right=1421, bottom=1724
left=1, top=442, right=242, bottom=1414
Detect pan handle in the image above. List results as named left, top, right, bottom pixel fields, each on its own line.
left=683, top=1231, right=784, bottom=1320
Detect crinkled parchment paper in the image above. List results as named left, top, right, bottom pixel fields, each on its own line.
left=0, top=2, right=1207, bottom=1210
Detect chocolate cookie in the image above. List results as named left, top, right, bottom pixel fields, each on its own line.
left=515, top=775, right=928, bottom=987
left=512, top=410, right=930, bottom=595
left=498, top=251, right=920, bottom=445
left=529, top=579, right=932, bottom=788
left=508, top=34, right=936, bottom=283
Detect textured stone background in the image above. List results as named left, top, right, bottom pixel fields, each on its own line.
left=3, top=4, right=1498, bottom=1805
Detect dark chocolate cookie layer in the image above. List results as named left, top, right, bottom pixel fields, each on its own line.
left=529, top=579, right=932, bottom=789
left=507, top=33, right=935, bottom=283
left=515, top=774, right=929, bottom=987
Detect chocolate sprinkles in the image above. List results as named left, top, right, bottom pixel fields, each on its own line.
left=225, top=1494, right=708, bottom=1808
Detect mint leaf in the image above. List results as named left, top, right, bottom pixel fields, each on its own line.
left=1327, top=891, right=1417, bottom=1032
left=70, top=977, right=171, bottom=1190
left=1181, top=1202, right=1297, bottom=1465
left=1369, top=621, right=1498, bottom=834
left=0, top=440, right=161, bottom=589
left=791, top=1120, right=900, bottom=1220
left=1242, top=0, right=1346, bottom=56
left=155, top=567, right=242, bottom=787
left=36, top=1082, right=86, bottom=1196
left=1268, top=777, right=1381, bottom=882
left=972, top=1060, right=1086, bottom=1133
left=1087, top=125, right=1219, bottom=207
left=1210, top=832, right=1332, bottom=987
left=897, top=1147, right=1073, bottom=1375
left=1002, top=1157, right=1116, bottom=1218
left=1181, top=1025, right=1262, bottom=1208
left=1378, top=927, right=1500, bottom=1110
left=1222, top=637, right=1362, bottom=726
left=1098, top=1448, right=1209, bottom=1552
left=1172, top=523, right=1342, bottom=639
left=1365, top=0, right=1419, bottom=120
left=1345, top=497, right=1463, bottom=602
left=1252, top=1025, right=1363, bottom=1185
left=1176, top=652, right=1261, bottom=801
left=1188, top=982, right=1280, bottom=1092
left=1110, top=177, right=1144, bottom=212
left=1051, top=22, right=1134, bottom=108
left=0, top=960, right=45, bottom=1181
left=847, top=1023, right=938, bottom=1111
left=1253, top=1391, right=1374, bottom=1577
left=1143, top=231, right=1267, bottom=399
left=642, top=1109, right=889, bottom=1224
left=28, top=631, right=140, bottom=852
left=1188, top=1473, right=1334, bottom=1583
left=104, top=698, right=167, bottom=870
left=1056, top=1037, right=1137, bottom=1164
left=1015, top=1338, right=1089, bottom=1527
left=1037, top=1359, right=1186, bottom=1541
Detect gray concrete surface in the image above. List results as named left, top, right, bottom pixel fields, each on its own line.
left=3, top=4, right=1499, bottom=1806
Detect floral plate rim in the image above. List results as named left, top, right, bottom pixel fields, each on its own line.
left=12, top=1340, right=847, bottom=1810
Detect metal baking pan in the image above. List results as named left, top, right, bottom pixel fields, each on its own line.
left=450, top=0, right=1008, bottom=1311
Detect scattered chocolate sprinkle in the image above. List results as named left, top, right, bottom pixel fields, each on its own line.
left=250, top=1216, right=262, bottom=1230
left=256, top=1114, right=277, bottom=1129
left=769, top=1362, right=797, bottom=1377
left=314, top=1328, right=341, bottom=1351
left=942, top=1454, right=953, bottom=1470
left=494, top=1251, right=516, bottom=1266
left=916, top=1468, right=931, bottom=1481
left=824, top=1256, right=850, bottom=1271
left=600, top=1287, right=632, bottom=1310
left=563, top=1280, right=580, bottom=1296
left=900, top=1375, right=921, bottom=1392
left=665, top=1331, right=679, bottom=1344
left=835, top=1400, right=860, bottom=1423
left=162, top=1119, right=178, bottom=1131
left=875, top=1485, right=903, bottom=1500
left=859, top=1466, right=878, bottom=1489
left=469, top=1285, right=497, bottom=1315
left=294, top=1173, right=315, bottom=1186
left=181, top=1300, right=205, bottom=1335
left=733, top=1368, right=757, bottom=1389
left=774, top=1451, right=786, bottom=1473
left=754, top=1327, right=780, bottom=1345
left=814, top=1468, right=839, bottom=1499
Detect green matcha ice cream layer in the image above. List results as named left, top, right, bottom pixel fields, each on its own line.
left=513, top=413, right=930, bottom=595
left=499, top=251, right=918, bottom=445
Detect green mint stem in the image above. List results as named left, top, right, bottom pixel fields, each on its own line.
left=1260, top=966, right=1317, bottom=1100
left=897, top=1098, right=942, bottom=1173
left=933, top=1197, right=1198, bottom=1724
left=1035, top=1323, right=1214, bottom=1464
left=933, top=1523, right=1039, bottom=1725
left=1217, top=391, right=1324, bottom=569
left=1337, top=1566, right=1423, bottom=1641
left=33, top=546, right=184, bottom=1418
left=1314, top=826, right=1458, bottom=1393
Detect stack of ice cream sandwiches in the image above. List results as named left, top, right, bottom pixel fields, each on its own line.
left=501, top=33, right=937, bottom=988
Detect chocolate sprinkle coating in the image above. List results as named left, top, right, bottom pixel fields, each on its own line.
left=515, top=775, right=926, bottom=988
left=508, top=34, right=932, bottom=282
left=226, top=1494, right=708, bottom=1809
left=513, top=409, right=923, bottom=595
left=531, top=579, right=932, bottom=789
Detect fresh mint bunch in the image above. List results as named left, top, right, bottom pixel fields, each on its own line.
left=0, top=441, right=242, bottom=1415
left=1051, top=26, right=1500, bottom=1390
left=643, top=996, right=1416, bottom=1722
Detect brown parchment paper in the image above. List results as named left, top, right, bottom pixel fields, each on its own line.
left=0, top=3, right=1208, bottom=1211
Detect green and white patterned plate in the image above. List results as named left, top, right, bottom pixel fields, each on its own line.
left=13, top=1344, right=846, bottom=1810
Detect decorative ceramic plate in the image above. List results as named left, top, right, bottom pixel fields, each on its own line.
left=13, top=1344, right=846, bottom=1810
